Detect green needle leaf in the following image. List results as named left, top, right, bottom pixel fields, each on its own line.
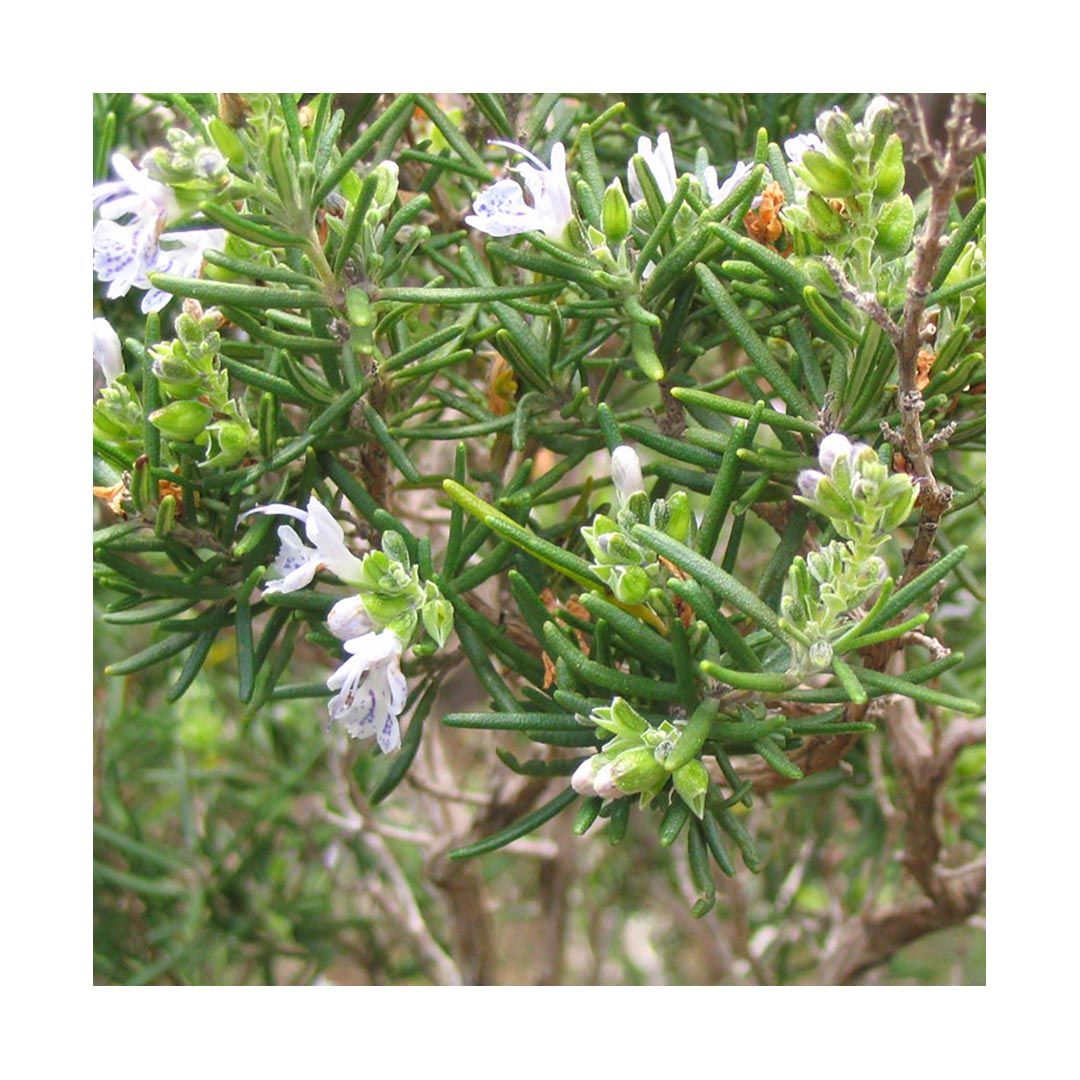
left=449, top=787, right=579, bottom=859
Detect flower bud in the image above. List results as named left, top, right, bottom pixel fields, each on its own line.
left=571, top=753, right=612, bottom=796
left=649, top=497, right=671, bottom=533
left=607, top=697, right=650, bottom=736
left=381, top=530, right=412, bottom=569
left=817, top=108, right=857, bottom=164
left=149, top=399, right=213, bottom=442
left=208, top=115, right=246, bottom=169
left=673, top=760, right=709, bottom=819
left=806, top=549, right=829, bottom=584
left=873, top=134, right=905, bottom=201
left=608, top=746, right=668, bottom=798
left=663, top=491, right=693, bottom=543
left=93, top=318, right=123, bottom=384
left=153, top=354, right=201, bottom=392
left=154, top=493, right=178, bottom=538
left=875, top=194, right=915, bottom=257
left=797, top=469, right=825, bottom=499
left=591, top=762, right=622, bottom=799
left=604, top=533, right=645, bottom=565
left=806, top=192, right=846, bottom=240
left=813, top=477, right=855, bottom=525
left=386, top=606, right=419, bottom=642
left=207, top=418, right=255, bottom=468
left=421, top=586, right=454, bottom=649
left=799, top=149, right=857, bottom=198
left=359, top=591, right=414, bottom=628
left=368, top=161, right=400, bottom=222
left=809, top=639, right=833, bottom=668
left=613, top=565, right=651, bottom=606
left=602, top=177, right=632, bottom=245
left=611, top=445, right=645, bottom=503
left=92, top=406, right=128, bottom=442
left=625, top=489, right=650, bottom=523
left=818, top=432, right=854, bottom=474
left=864, top=96, right=896, bottom=161
left=880, top=476, right=919, bottom=531
left=328, top=595, right=376, bottom=640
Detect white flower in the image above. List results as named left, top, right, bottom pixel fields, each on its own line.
left=94, top=152, right=178, bottom=226
left=92, top=317, right=123, bottom=384
left=142, top=228, right=227, bottom=313
left=704, top=160, right=752, bottom=206
left=240, top=495, right=366, bottom=592
left=628, top=132, right=677, bottom=203
left=465, top=141, right=573, bottom=241
left=784, top=132, right=824, bottom=165
left=93, top=153, right=223, bottom=314
left=326, top=630, right=407, bottom=752
left=611, top=445, right=645, bottom=504
left=93, top=154, right=175, bottom=307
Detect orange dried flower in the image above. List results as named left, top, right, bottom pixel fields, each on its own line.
left=93, top=480, right=128, bottom=517
left=915, top=347, right=936, bottom=391
left=542, top=652, right=557, bottom=689
left=744, top=181, right=786, bottom=246
left=486, top=353, right=518, bottom=417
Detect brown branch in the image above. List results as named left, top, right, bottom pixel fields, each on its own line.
left=934, top=716, right=986, bottom=783
left=815, top=666, right=985, bottom=982
left=886, top=94, right=984, bottom=580
left=425, top=772, right=556, bottom=985
left=817, top=861, right=984, bottom=984
left=534, top=810, right=575, bottom=984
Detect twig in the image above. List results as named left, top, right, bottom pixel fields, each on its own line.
left=363, top=830, right=464, bottom=986
left=816, top=664, right=985, bottom=982
left=323, top=736, right=463, bottom=985
left=824, top=255, right=901, bottom=347
left=888, top=94, right=984, bottom=580
left=406, top=771, right=494, bottom=807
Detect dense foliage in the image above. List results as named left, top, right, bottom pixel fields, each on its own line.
left=93, top=92, right=985, bottom=985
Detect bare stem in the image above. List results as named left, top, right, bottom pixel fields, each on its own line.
left=889, top=94, right=985, bottom=578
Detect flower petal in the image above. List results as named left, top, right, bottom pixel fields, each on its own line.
left=92, top=317, right=123, bottom=384
left=466, top=179, right=540, bottom=237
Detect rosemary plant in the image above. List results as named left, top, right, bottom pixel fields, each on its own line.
left=94, top=93, right=985, bottom=979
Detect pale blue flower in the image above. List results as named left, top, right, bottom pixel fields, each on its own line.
left=93, top=153, right=223, bottom=313
left=92, top=317, right=123, bottom=384
left=628, top=132, right=677, bottom=203
left=705, top=160, right=752, bottom=206
left=326, top=629, right=408, bottom=752
left=466, top=141, right=573, bottom=241
left=784, top=133, right=824, bottom=165
left=240, top=495, right=367, bottom=592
